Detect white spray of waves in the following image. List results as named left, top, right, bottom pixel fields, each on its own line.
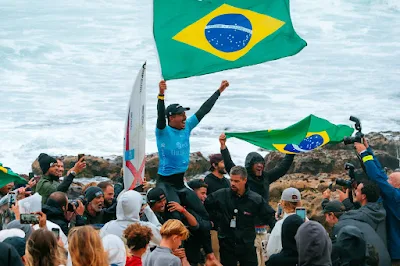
left=0, top=0, right=399, bottom=174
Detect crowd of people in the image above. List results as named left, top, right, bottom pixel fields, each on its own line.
left=0, top=80, right=399, bottom=266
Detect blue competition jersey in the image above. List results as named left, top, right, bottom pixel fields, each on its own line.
left=156, top=115, right=199, bottom=176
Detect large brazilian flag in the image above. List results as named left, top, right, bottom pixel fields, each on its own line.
left=153, top=0, right=307, bottom=80
left=225, top=115, right=354, bottom=154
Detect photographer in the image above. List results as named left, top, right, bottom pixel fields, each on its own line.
left=322, top=188, right=357, bottom=211
left=355, top=140, right=400, bottom=264
left=42, top=191, right=85, bottom=235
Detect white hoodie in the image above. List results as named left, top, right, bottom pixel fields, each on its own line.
left=100, top=190, right=161, bottom=246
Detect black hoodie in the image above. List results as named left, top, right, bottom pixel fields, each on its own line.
left=0, top=242, right=24, bottom=266
left=267, top=214, right=304, bottom=266
left=222, top=148, right=294, bottom=203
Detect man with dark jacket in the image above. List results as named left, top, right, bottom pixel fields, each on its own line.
left=42, top=192, right=85, bottom=235
left=82, top=186, right=106, bottom=225
left=327, top=181, right=391, bottom=266
left=97, top=181, right=117, bottom=222
left=219, top=133, right=294, bottom=265
left=355, top=141, right=400, bottom=264
left=35, top=153, right=86, bottom=204
left=335, top=179, right=387, bottom=245
left=204, top=153, right=230, bottom=261
left=205, top=166, right=275, bottom=266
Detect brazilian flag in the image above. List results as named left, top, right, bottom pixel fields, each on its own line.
left=153, top=0, right=307, bottom=80
left=0, top=163, right=27, bottom=188
left=225, top=115, right=354, bottom=154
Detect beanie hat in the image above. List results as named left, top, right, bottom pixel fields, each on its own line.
left=38, top=153, right=57, bottom=175
left=85, top=186, right=104, bottom=203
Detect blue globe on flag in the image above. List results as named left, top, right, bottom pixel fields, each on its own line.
left=284, top=134, right=324, bottom=153
left=205, top=14, right=252, bottom=53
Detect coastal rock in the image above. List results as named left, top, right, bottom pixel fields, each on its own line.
left=31, top=152, right=210, bottom=181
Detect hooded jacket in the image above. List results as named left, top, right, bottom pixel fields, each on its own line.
left=0, top=242, right=24, bottom=266
left=100, top=190, right=161, bottom=247
left=331, top=225, right=379, bottom=266
left=333, top=207, right=391, bottom=266
left=295, top=221, right=332, bottom=266
left=337, top=202, right=387, bottom=246
left=222, top=148, right=294, bottom=203
left=102, top=234, right=127, bottom=266
left=267, top=214, right=304, bottom=266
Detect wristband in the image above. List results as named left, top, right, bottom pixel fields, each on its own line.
left=157, top=95, right=165, bottom=100
left=362, top=155, right=373, bottom=163
left=180, top=207, right=187, bottom=214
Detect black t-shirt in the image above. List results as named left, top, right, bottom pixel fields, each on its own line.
left=204, top=173, right=230, bottom=195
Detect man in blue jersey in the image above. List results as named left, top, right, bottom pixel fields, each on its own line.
left=155, top=79, right=229, bottom=221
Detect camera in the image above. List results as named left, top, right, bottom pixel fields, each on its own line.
left=67, top=195, right=86, bottom=212
left=343, top=116, right=364, bottom=145
left=334, top=163, right=357, bottom=190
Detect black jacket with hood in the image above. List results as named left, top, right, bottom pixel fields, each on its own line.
left=333, top=202, right=391, bottom=266
left=267, top=214, right=304, bottom=266
left=295, top=221, right=332, bottom=266
left=222, top=148, right=294, bottom=203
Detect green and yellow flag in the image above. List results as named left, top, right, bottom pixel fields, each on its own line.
left=153, top=0, right=307, bottom=80
left=225, top=115, right=354, bottom=154
left=0, top=163, right=27, bottom=188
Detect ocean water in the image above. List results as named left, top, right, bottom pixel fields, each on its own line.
left=1, top=0, right=399, bottom=174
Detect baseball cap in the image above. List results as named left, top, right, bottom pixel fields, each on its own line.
left=187, top=179, right=208, bottom=190
left=322, top=200, right=346, bottom=214
left=281, top=188, right=301, bottom=202
left=209, top=154, right=223, bottom=171
left=147, top=187, right=166, bottom=204
left=166, top=104, right=190, bottom=117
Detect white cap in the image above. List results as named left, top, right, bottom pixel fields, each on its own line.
left=281, top=187, right=301, bottom=202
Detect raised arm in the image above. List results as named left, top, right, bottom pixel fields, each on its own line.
left=265, top=154, right=295, bottom=183
left=194, top=80, right=229, bottom=122
left=157, top=80, right=167, bottom=130
left=219, top=133, right=236, bottom=174
left=57, top=158, right=86, bottom=192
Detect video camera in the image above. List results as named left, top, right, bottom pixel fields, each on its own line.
left=343, top=116, right=364, bottom=145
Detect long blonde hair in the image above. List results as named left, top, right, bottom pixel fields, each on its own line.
left=68, top=226, right=109, bottom=266
left=25, top=228, right=66, bottom=266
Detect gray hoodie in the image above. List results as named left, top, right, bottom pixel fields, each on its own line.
left=295, top=221, right=332, bottom=266
left=337, top=202, right=387, bottom=246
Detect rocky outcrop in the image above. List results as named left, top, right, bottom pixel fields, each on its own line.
left=31, top=152, right=210, bottom=181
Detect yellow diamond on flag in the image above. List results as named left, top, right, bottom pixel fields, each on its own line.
left=0, top=166, right=8, bottom=174
left=273, top=131, right=331, bottom=154
left=172, top=4, right=285, bottom=61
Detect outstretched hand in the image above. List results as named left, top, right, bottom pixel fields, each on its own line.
left=218, top=80, right=229, bottom=93
left=159, top=80, right=167, bottom=95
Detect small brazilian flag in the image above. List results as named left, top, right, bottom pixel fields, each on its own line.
left=225, top=115, right=354, bottom=154
left=153, top=0, right=307, bottom=80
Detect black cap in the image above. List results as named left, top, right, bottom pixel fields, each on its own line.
left=322, top=200, right=346, bottom=214
left=166, top=104, right=190, bottom=117
left=147, top=188, right=166, bottom=204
